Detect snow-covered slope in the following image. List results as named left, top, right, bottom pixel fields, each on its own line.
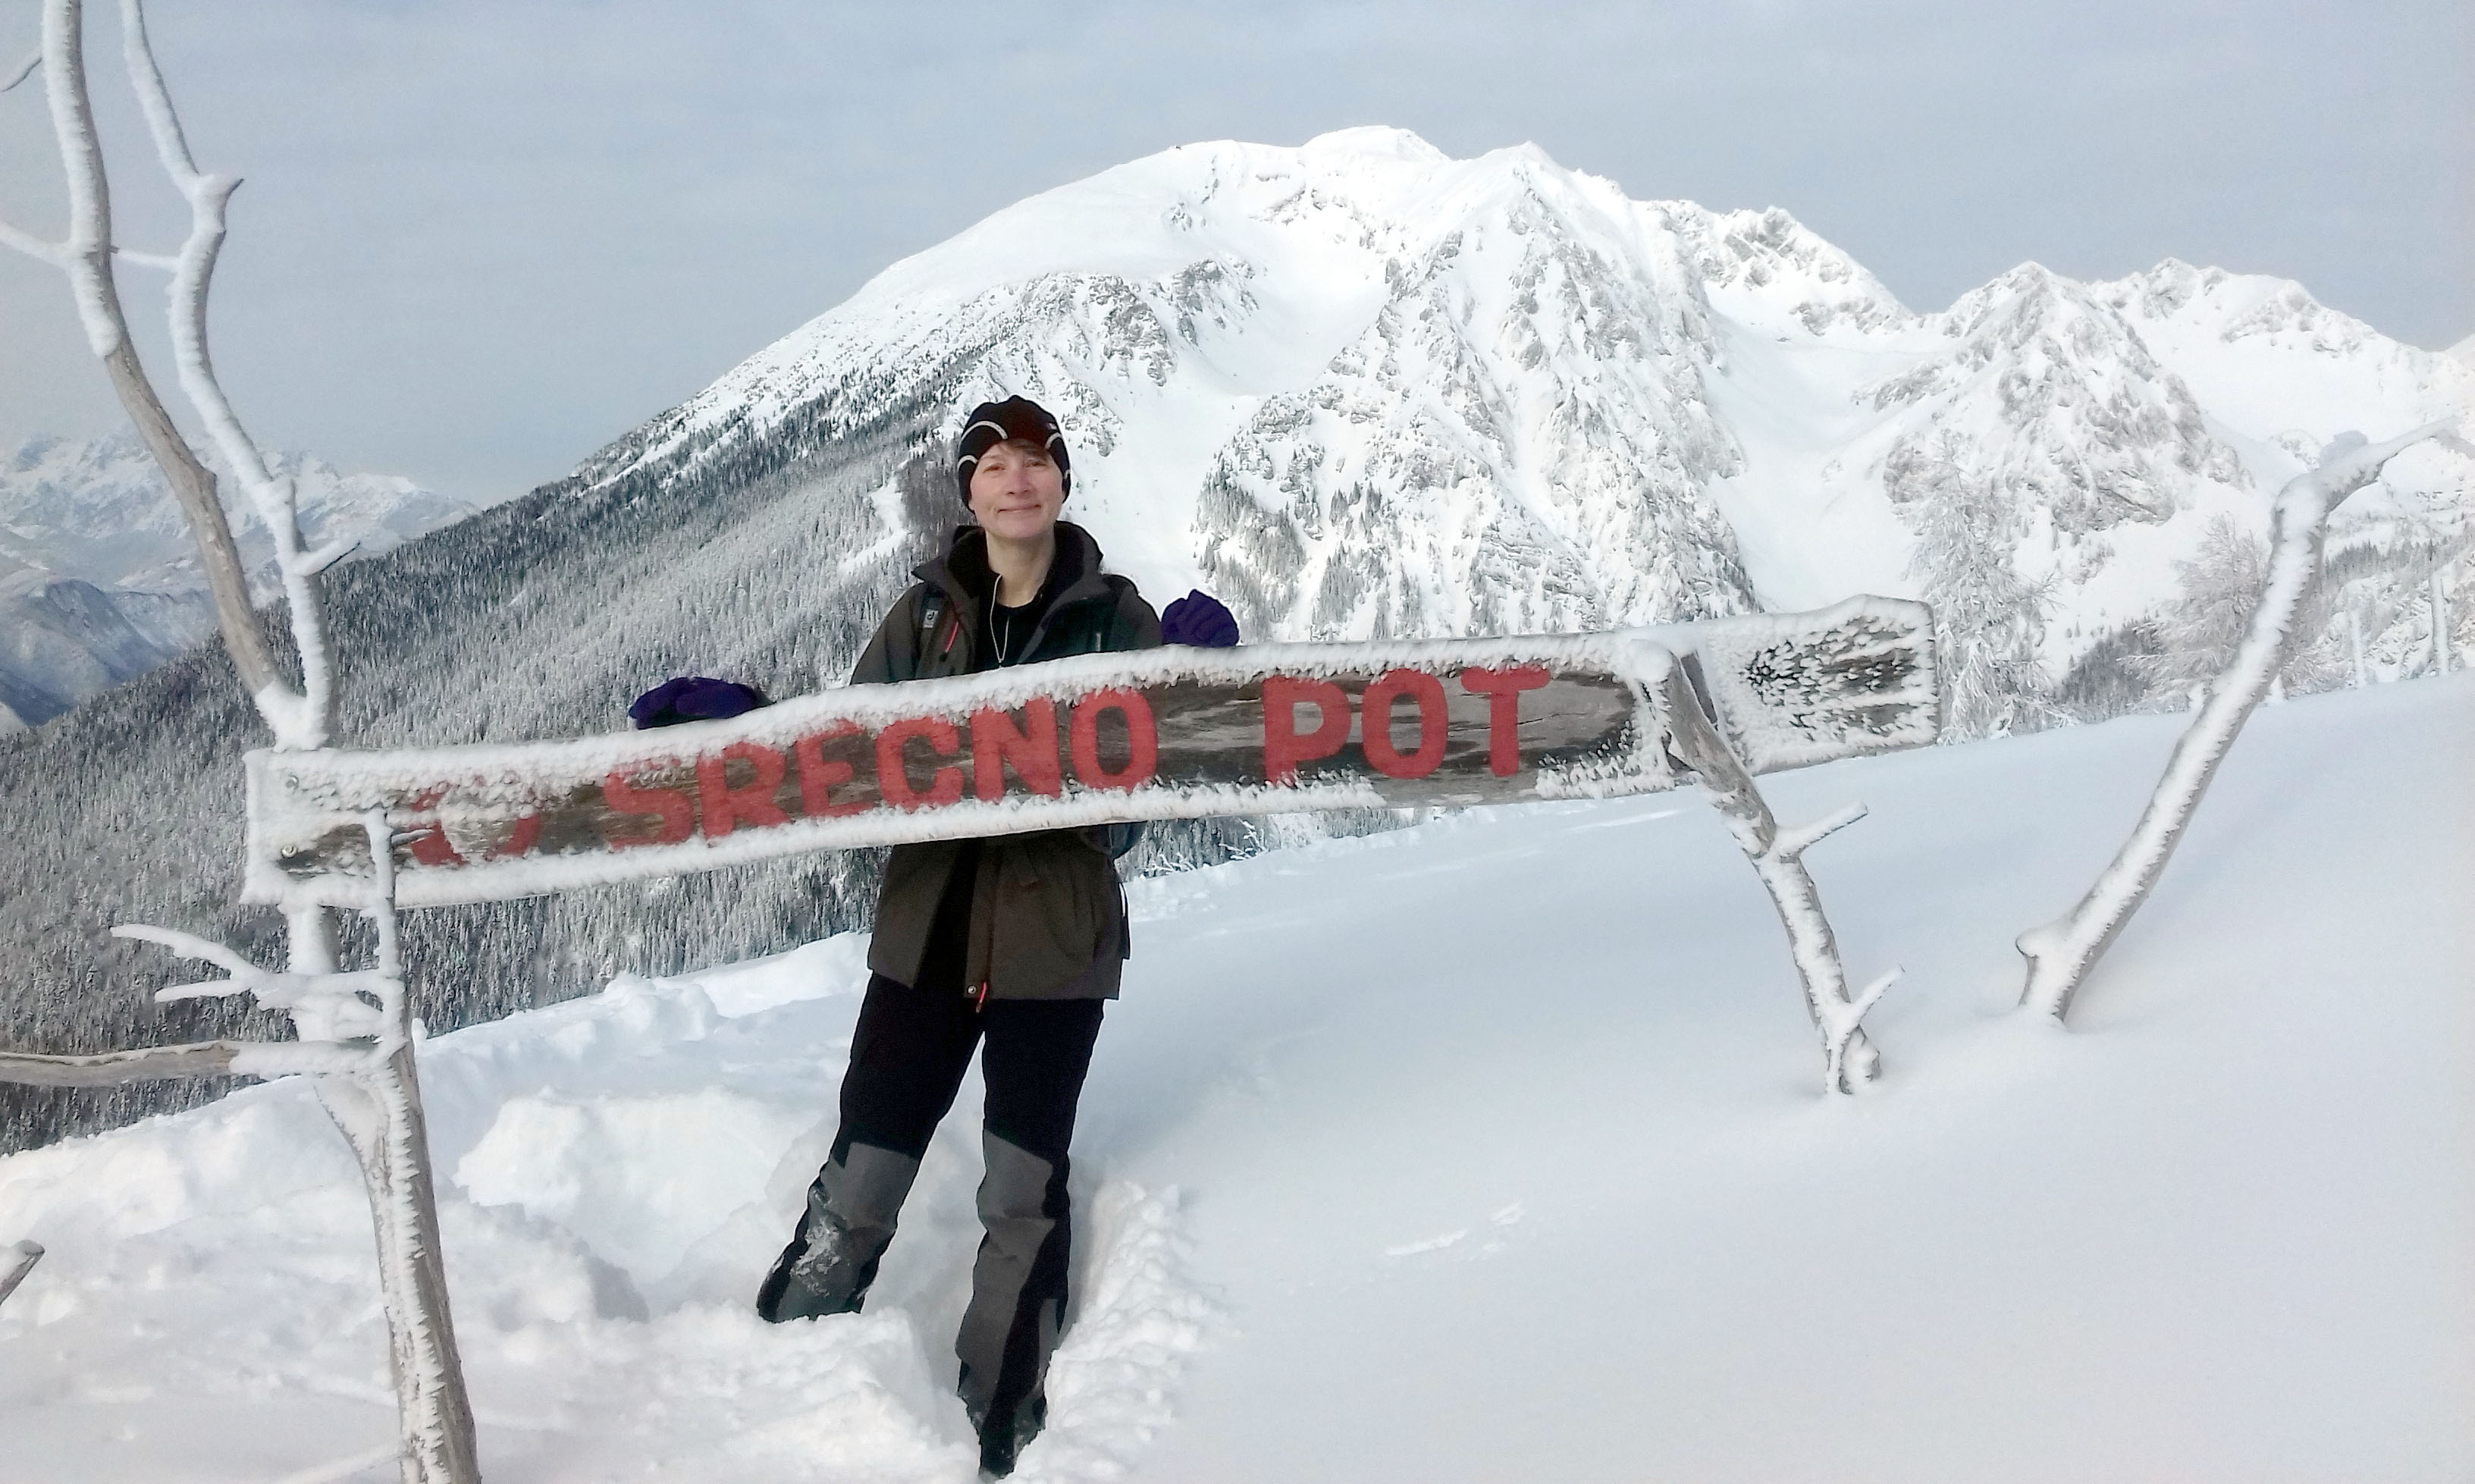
left=0, top=433, right=481, bottom=726
left=4, top=673, right=2467, bottom=1482
left=568, top=128, right=2473, bottom=739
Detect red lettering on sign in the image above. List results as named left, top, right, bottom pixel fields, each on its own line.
left=1263, top=676, right=1351, bottom=785
left=604, top=766, right=695, bottom=847
left=794, top=723, right=868, bottom=818
left=877, top=716, right=965, bottom=810
left=406, top=827, right=461, bottom=867
left=697, top=741, right=790, bottom=838
left=1071, top=689, right=1159, bottom=792
left=399, top=786, right=538, bottom=864
left=973, top=698, right=1063, bottom=800
left=402, top=786, right=463, bottom=866
left=1360, top=668, right=1449, bottom=778
left=486, top=814, right=543, bottom=860
left=1460, top=666, right=1551, bottom=777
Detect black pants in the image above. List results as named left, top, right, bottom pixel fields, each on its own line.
left=758, top=973, right=1105, bottom=1438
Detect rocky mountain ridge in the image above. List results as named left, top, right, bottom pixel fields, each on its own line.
left=569, top=127, right=2473, bottom=737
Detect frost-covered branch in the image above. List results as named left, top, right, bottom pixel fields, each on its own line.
left=0, top=1037, right=378, bottom=1087
left=111, top=924, right=391, bottom=1037
left=2019, top=422, right=2460, bottom=1022
left=1772, top=802, right=1868, bottom=862
left=0, top=1241, right=41, bottom=1312
left=0, top=1039, right=239, bottom=1085
left=1662, top=667, right=1895, bottom=1093
left=2, top=45, right=39, bottom=92
left=118, top=0, right=334, bottom=747
left=0, top=209, right=64, bottom=262
left=20, top=819, right=480, bottom=1480
left=1, top=0, right=285, bottom=713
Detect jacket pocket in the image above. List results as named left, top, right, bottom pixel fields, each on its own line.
left=989, top=833, right=1110, bottom=996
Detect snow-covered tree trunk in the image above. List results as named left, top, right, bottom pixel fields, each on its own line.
left=2018, top=424, right=2458, bottom=1022
left=1661, top=666, right=1896, bottom=1093
left=341, top=818, right=480, bottom=1484
left=2, top=8, right=475, bottom=1479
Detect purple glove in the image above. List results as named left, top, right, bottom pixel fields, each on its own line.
left=629, top=676, right=768, bottom=729
left=1161, top=590, right=1240, bottom=648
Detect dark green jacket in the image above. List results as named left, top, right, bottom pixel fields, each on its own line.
left=854, top=521, right=1161, bottom=999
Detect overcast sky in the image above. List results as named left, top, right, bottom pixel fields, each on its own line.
left=2, top=0, right=2467, bottom=501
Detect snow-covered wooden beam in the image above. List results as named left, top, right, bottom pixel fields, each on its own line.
left=245, top=599, right=1938, bottom=909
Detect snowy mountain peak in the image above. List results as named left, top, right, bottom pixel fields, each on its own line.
left=1297, top=124, right=1450, bottom=167
left=554, top=130, right=2466, bottom=741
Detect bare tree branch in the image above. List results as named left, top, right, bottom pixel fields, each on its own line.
left=117, top=0, right=334, bottom=747
left=0, top=1037, right=380, bottom=1087
left=0, top=1241, right=40, bottom=1312
left=1663, top=664, right=1893, bottom=1093
left=0, top=1040, right=243, bottom=1086
left=112, top=924, right=388, bottom=1037
left=2019, top=420, right=2462, bottom=1021
left=0, top=212, right=64, bottom=261
left=1773, top=802, right=1868, bottom=863
left=1, top=46, right=39, bottom=92
left=11, top=0, right=285, bottom=707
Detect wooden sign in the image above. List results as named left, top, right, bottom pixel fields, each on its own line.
left=245, top=598, right=1935, bottom=909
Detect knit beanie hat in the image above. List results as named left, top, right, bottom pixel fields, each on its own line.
left=955, top=396, right=1071, bottom=504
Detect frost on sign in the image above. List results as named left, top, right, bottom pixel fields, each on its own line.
left=246, top=599, right=1937, bottom=909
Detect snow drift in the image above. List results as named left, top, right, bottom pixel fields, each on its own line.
left=5, top=674, right=2468, bottom=1481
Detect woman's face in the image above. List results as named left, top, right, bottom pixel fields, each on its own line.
left=968, top=440, right=1066, bottom=541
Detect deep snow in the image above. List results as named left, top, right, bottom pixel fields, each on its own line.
left=2, top=674, right=2469, bottom=1482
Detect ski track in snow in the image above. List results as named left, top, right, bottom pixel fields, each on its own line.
left=4, top=676, right=2473, bottom=1480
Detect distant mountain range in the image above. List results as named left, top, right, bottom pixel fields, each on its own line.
left=4, top=127, right=2467, bottom=1155
left=0, top=433, right=480, bottom=727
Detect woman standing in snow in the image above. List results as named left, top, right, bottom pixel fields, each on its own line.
left=754, top=397, right=1165, bottom=1477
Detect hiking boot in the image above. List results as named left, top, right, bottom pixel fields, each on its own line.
left=976, top=1412, right=1040, bottom=1479
left=754, top=1223, right=872, bottom=1322
left=967, top=1389, right=1044, bottom=1479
